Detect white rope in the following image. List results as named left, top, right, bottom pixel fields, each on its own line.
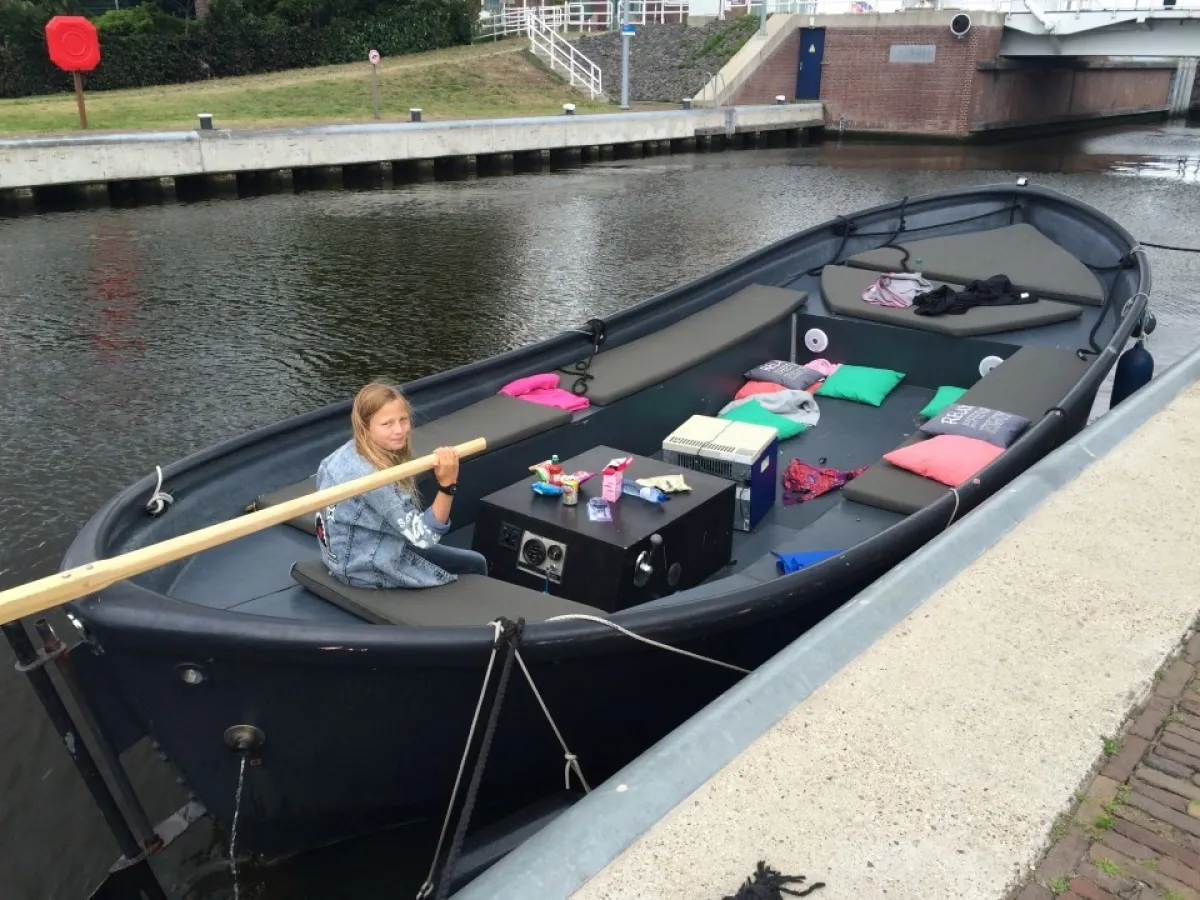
left=415, top=621, right=503, bottom=900
left=946, top=487, right=960, bottom=530
left=512, top=649, right=591, bottom=793
left=145, top=465, right=174, bottom=516
left=543, top=613, right=751, bottom=675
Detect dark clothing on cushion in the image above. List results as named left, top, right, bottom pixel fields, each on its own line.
left=914, top=275, right=1035, bottom=317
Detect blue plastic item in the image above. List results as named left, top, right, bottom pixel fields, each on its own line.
left=771, top=548, right=842, bottom=575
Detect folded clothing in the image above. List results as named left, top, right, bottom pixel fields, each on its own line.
left=862, top=272, right=932, bottom=309
left=782, top=459, right=868, bottom=504
left=772, top=548, right=843, bottom=575
left=804, top=358, right=841, bottom=378
left=720, top=388, right=821, bottom=428
left=498, top=373, right=590, bottom=412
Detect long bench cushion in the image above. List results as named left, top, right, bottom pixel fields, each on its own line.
left=820, top=265, right=1082, bottom=337
left=256, top=394, right=572, bottom=535
left=291, top=559, right=603, bottom=626
left=845, top=223, right=1105, bottom=306
left=583, top=284, right=808, bottom=406
left=840, top=346, right=1090, bottom=514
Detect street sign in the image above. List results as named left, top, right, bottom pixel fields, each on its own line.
left=45, top=16, right=100, bottom=129
left=368, top=48, right=380, bottom=65
left=45, top=16, right=101, bottom=72
left=621, top=23, right=635, bottom=35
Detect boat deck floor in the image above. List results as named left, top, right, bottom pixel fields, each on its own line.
left=169, top=384, right=931, bottom=623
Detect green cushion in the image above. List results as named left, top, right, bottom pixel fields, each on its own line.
left=719, top=399, right=806, bottom=439
left=815, top=365, right=905, bottom=407
left=920, top=385, right=969, bottom=419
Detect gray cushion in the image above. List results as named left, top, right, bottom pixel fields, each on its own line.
left=845, top=224, right=1105, bottom=306
left=841, top=346, right=1090, bottom=514
left=260, top=476, right=320, bottom=535
left=255, top=394, right=571, bottom=534
left=820, top=265, right=1082, bottom=336
left=291, top=558, right=604, bottom=626
left=583, top=284, right=808, bottom=406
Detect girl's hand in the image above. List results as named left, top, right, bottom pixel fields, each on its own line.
left=432, top=446, right=459, bottom=487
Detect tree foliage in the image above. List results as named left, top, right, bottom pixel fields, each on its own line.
left=0, top=0, right=475, bottom=98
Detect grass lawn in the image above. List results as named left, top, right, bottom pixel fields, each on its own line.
left=0, top=40, right=638, bottom=136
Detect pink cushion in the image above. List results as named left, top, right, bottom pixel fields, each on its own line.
left=735, top=380, right=788, bottom=401
left=882, top=434, right=1003, bottom=487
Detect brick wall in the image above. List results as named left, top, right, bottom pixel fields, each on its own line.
left=725, top=14, right=1176, bottom=137
left=819, top=25, right=1002, bottom=137
left=730, top=30, right=801, bottom=105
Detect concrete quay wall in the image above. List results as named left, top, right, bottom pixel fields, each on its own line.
left=0, top=104, right=823, bottom=193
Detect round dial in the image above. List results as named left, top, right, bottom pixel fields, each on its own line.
left=522, top=539, right=547, bottom=566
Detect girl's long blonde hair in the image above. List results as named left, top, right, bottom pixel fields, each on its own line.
left=351, top=380, right=419, bottom=499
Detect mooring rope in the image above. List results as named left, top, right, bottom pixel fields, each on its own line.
left=543, top=613, right=751, bottom=675
left=512, top=649, right=591, bottom=792
left=416, top=621, right=504, bottom=900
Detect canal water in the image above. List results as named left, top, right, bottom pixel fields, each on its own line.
left=2, top=120, right=1199, bottom=900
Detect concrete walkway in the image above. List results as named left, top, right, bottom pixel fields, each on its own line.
left=569, top=383, right=1200, bottom=900
left=454, top=348, right=1200, bottom=900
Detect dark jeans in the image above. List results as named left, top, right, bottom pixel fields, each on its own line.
left=418, top=542, right=489, bottom=577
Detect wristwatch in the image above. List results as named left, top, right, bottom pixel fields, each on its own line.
left=437, top=483, right=458, bottom=496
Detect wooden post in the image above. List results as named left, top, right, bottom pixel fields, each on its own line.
left=371, top=63, right=380, bottom=121
left=73, top=70, right=88, bottom=129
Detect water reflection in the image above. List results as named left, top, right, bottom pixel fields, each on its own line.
left=0, top=120, right=1198, bottom=900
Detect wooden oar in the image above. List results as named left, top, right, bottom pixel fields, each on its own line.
left=0, top=437, right=488, bottom=626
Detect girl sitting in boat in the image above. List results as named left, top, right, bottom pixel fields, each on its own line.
left=314, top=380, right=488, bottom=589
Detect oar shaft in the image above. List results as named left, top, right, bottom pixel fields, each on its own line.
left=0, top=437, right=487, bottom=624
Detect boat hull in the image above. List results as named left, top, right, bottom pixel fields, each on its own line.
left=57, top=181, right=1149, bottom=862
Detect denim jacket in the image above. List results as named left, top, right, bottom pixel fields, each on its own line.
left=314, top=441, right=455, bottom=589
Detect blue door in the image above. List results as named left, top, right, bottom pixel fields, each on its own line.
left=796, top=28, right=825, bottom=100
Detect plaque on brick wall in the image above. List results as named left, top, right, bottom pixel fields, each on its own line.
left=889, top=44, right=937, bottom=64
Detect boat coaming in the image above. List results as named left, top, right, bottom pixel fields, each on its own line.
left=59, top=182, right=1151, bottom=860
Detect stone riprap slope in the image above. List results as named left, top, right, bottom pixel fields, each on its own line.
left=572, top=19, right=757, bottom=103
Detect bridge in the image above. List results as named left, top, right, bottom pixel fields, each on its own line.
left=996, top=0, right=1200, bottom=56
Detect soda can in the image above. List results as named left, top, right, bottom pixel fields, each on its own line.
left=561, top=475, right=580, bottom=506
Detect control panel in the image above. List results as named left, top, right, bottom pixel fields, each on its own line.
left=516, top=529, right=568, bottom=585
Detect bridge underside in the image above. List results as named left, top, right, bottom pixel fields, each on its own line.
left=1001, top=11, right=1200, bottom=55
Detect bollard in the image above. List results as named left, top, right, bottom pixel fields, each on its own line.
left=563, top=103, right=576, bottom=115
left=775, top=95, right=786, bottom=105
left=682, top=98, right=693, bottom=110
left=197, top=113, right=213, bottom=130
left=410, top=108, right=422, bottom=123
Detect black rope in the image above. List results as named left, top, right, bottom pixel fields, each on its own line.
left=780, top=200, right=1017, bottom=286
left=1141, top=240, right=1200, bottom=253
left=431, top=617, right=526, bottom=900
left=723, top=861, right=825, bottom=899
left=558, top=317, right=607, bottom=396
left=803, top=215, right=858, bottom=277
left=1076, top=252, right=1141, bottom=359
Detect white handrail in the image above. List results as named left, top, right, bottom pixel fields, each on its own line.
left=527, top=12, right=605, bottom=99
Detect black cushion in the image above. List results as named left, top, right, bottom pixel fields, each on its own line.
left=255, top=394, right=571, bottom=535
left=583, top=284, right=807, bottom=406
left=840, top=346, right=1091, bottom=514
left=845, top=223, right=1105, bottom=306
left=820, top=265, right=1082, bottom=336
left=291, top=558, right=604, bottom=626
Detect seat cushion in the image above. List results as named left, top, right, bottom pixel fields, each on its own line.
left=840, top=346, right=1090, bottom=515
left=583, top=284, right=808, bottom=406
left=255, top=394, right=572, bottom=535
left=820, top=265, right=1083, bottom=336
left=291, top=559, right=604, bottom=626
left=844, top=224, right=1105, bottom=306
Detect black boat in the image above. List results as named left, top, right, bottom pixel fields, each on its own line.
left=57, top=182, right=1152, bottom=876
